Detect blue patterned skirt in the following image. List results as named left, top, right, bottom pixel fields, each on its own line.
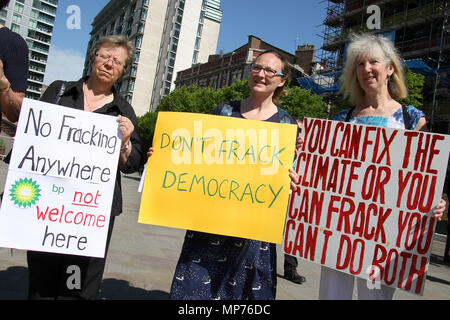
left=169, top=231, right=277, bottom=300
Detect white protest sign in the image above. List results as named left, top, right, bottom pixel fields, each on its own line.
left=284, top=118, right=450, bottom=295
left=0, top=98, right=120, bottom=258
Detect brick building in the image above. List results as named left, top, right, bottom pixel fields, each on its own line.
left=175, top=35, right=316, bottom=90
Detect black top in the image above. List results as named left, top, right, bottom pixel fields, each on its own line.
left=40, top=77, right=144, bottom=217
left=0, top=27, right=29, bottom=92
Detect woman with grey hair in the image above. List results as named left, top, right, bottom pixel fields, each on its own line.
left=26, top=35, right=144, bottom=299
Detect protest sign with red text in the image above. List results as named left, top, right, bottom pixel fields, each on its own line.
left=283, top=118, right=450, bottom=295
left=0, top=98, right=120, bottom=258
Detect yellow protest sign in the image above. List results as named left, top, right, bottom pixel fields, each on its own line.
left=138, top=111, right=297, bottom=243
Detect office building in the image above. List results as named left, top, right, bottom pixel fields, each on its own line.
left=0, top=0, right=58, bottom=100
left=83, top=0, right=222, bottom=116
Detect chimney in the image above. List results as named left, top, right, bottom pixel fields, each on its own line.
left=295, top=44, right=315, bottom=75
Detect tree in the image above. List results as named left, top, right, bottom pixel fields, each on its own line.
left=399, top=67, right=425, bottom=108
left=138, top=80, right=333, bottom=149
left=137, top=111, right=158, bottom=154
left=280, top=86, right=329, bottom=120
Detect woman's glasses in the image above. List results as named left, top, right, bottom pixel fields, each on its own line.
left=251, top=64, right=284, bottom=78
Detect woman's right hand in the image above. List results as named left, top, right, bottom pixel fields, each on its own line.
left=147, top=147, right=154, bottom=158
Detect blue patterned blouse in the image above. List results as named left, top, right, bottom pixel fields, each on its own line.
left=333, top=105, right=425, bottom=129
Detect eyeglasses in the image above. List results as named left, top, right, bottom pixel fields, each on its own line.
left=251, top=64, right=284, bottom=78
left=95, top=53, right=124, bottom=68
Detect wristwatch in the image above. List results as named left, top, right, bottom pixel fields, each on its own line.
left=120, top=141, right=130, bottom=152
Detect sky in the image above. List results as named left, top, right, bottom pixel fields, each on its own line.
left=43, top=0, right=328, bottom=85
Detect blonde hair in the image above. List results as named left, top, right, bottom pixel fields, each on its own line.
left=341, top=33, right=407, bottom=106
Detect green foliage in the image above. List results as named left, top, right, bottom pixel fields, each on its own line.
left=280, top=86, right=328, bottom=120
left=137, top=111, right=158, bottom=153
left=399, top=67, right=425, bottom=108
left=138, top=80, right=330, bottom=149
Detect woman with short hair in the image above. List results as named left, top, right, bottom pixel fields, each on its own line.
left=26, top=35, right=144, bottom=300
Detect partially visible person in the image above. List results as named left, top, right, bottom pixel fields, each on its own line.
left=284, top=119, right=306, bottom=285
left=0, top=0, right=29, bottom=125
left=291, top=33, right=446, bottom=300
left=26, top=35, right=143, bottom=300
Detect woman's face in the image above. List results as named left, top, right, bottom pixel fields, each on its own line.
left=91, top=44, right=127, bottom=86
left=249, top=52, right=286, bottom=96
left=356, top=49, right=394, bottom=96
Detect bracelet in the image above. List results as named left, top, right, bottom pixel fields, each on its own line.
left=120, top=141, right=130, bottom=152
left=0, top=83, right=10, bottom=94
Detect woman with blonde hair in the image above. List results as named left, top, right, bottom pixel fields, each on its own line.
left=296, top=33, right=446, bottom=299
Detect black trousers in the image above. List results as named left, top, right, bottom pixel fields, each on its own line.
left=284, top=254, right=298, bottom=273
left=27, top=217, right=115, bottom=300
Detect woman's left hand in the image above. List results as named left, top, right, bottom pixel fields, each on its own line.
left=289, top=168, right=299, bottom=192
left=117, top=115, right=134, bottom=147
left=433, top=198, right=447, bottom=221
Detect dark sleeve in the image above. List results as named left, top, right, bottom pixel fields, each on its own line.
left=3, top=32, right=29, bottom=92
left=39, top=80, right=64, bottom=104
left=119, top=104, right=144, bottom=174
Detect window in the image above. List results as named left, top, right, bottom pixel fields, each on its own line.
left=195, top=37, right=201, bottom=50
left=232, top=70, right=242, bottom=84
left=29, top=19, right=38, bottom=29
left=134, top=50, right=140, bottom=63
left=141, top=8, right=147, bottom=20
left=168, top=52, right=176, bottom=67
left=192, top=50, right=199, bottom=64
left=127, top=79, right=135, bottom=91
left=14, top=3, right=24, bottom=13
left=12, top=13, right=22, bottom=24
left=11, top=23, right=20, bottom=33
left=135, top=34, right=143, bottom=48
left=130, top=65, right=137, bottom=77
left=31, top=9, right=39, bottom=19
left=209, top=77, right=218, bottom=89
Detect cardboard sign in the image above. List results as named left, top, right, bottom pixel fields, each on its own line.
left=138, top=112, right=297, bottom=243
left=284, top=118, right=450, bottom=295
left=0, top=98, right=120, bottom=258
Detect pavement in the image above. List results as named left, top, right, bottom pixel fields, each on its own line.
left=0, top=161, right=449, bottom=300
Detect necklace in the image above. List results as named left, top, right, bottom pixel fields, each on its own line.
left=83, top=83, right=113, bottom=112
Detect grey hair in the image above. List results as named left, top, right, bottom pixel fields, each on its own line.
left=89, top=35, right=135, bottom=76
left=340, top=33, right=407, bottom=106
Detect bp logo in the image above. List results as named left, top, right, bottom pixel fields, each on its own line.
left=9, top=178, right=41, bottom=208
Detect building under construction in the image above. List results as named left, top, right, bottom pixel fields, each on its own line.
left=307, top=0, right=449, bottom=134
